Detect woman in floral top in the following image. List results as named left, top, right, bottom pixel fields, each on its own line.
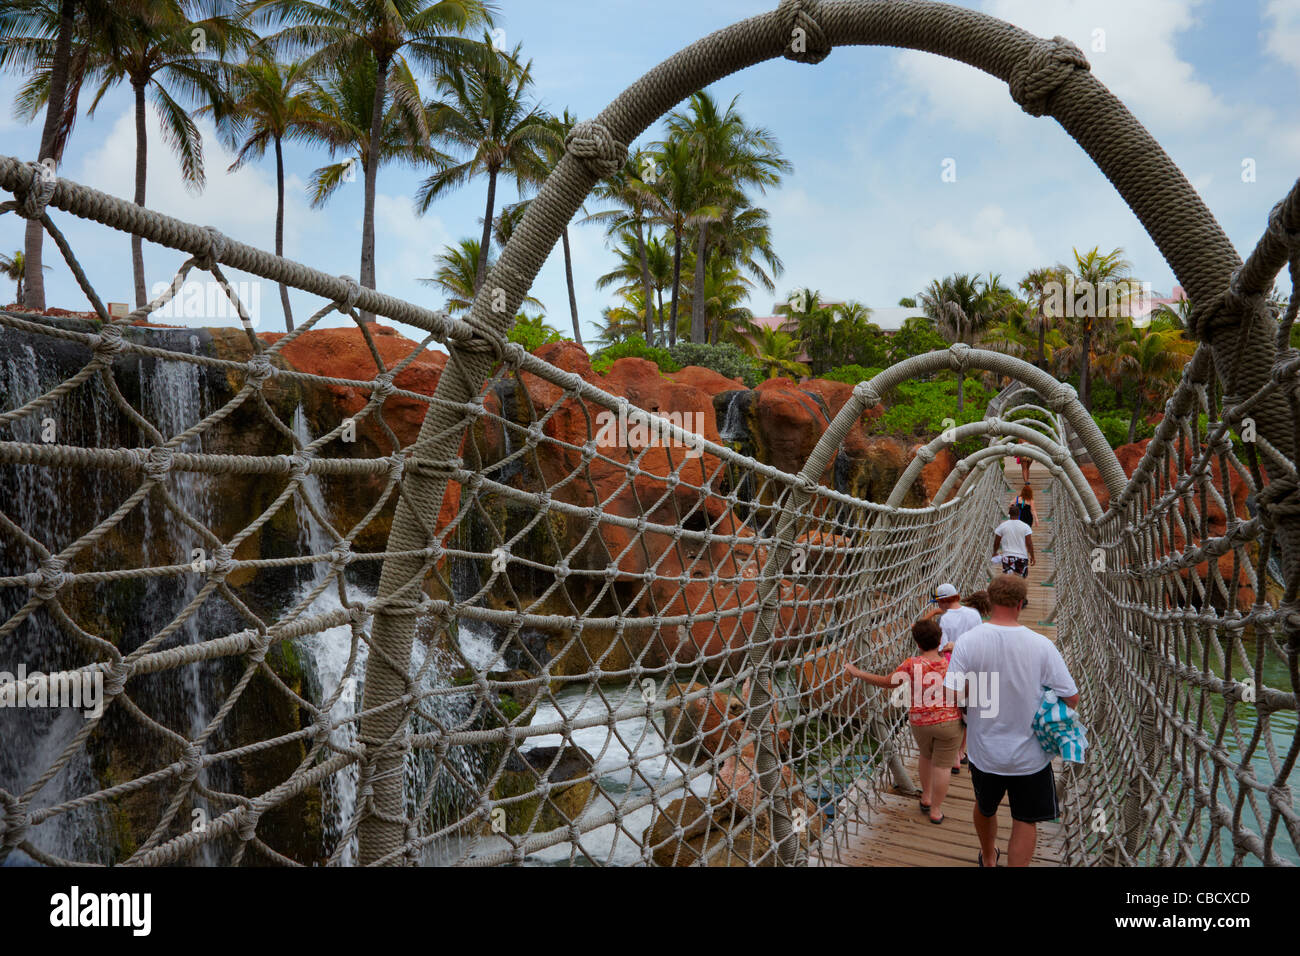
left=844, top=617, right=962, bottom=824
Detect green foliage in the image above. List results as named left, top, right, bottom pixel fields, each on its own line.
left=591, top=334, right=681, bottom=375
left=1090, top=412, right=1156, bottom=449
left=821, top=365, right=883, bottom=385
left=888, top=316, right=949, bottom=366
left=508, top=314, right=564, bottom=352
left=668, top=341, right=761, bottom=387
left=876, top=377, right=995, bottom=458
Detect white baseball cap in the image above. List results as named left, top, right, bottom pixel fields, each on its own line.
left=935, top=583, right=958, bottom=599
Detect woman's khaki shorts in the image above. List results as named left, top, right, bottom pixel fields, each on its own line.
left=911, top=719, right=963, bottom=767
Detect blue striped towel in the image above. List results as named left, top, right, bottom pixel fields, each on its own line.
left=1032, top=687, right=1088, bottom=763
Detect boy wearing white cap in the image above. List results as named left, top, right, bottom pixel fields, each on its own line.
left=922, top=583, right=981, bottom=770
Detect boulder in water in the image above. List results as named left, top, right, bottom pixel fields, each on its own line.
left=489, top=745, right=595, bottom=835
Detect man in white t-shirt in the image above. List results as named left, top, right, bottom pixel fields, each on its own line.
left=992, top=503, right=1035, bottom=577
left=943, top=574, right=1079, bottom=868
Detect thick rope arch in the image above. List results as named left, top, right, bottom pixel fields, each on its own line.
left=355, top=0, right=1287, bottom=861
left=881, top=418, right=1101, bottom=519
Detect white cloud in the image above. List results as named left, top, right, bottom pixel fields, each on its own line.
left=1264, top=0, right=1300, bottom=72
left=893, top=0, right=1229, bottom=134
left=914, top=204, right=1045, bottom=271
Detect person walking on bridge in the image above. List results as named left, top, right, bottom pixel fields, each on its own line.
left=944, top=575, right=1079, bottom=867
left=844, top=617, right=961, bottom=824
left=992, top=503, right=1035, bottom=577
left=922, top=582, right=981, bottom=770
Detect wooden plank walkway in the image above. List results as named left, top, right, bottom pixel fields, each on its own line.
left=813, top=459, right=1068, bottom=867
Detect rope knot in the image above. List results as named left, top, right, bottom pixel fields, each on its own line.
left=179, top=743, right=202, bottom=782
left=1008, top=36, right=1090, bottom=117
left=32, top=555, right=68, bottom=601
left=93, top=322, right=128, bottom=358
left=795, top=472, right=820, bottom=495
left=1267, top=199, right=1300, bottom=251
left=235, top=807, right=259, bottom=842
left=914, top=444, right=936, bottom=463
left=947, top=341, right=972, bottom=370
left=18, top=160, right=57, bottom=220
left=139, top=445, right=174, bottom=484
left=329, top=541, right=353, bottom=570
left=336, top=274, right=362, bottom=314
left=853, top=380, right=881, bottom=408
left=244, top=352, right=275, bottom=389
left=778, top=0, right=831, bottom=64
left=371, top=371, right=396, bottom=401
left=103, top=665, right=128, bottom=698
left=564, top=120, right=628, bottom=178
left=0, top=790, right=30, bottom=851
left=210, top=545, right=236, bottom=580
left=198, top=225, right=229, bottom=270
left=288, top=452, right=313, bottom=481
left=1046, top=381, right=1078, bottom=412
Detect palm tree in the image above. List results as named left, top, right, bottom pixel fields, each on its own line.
left=585, top=148, right=659, bottom=341
left=1, top=0, right=81, bottom=310
left=416, top=36, right=551, bottom=295
left=200, top=52, right=329, bottom=330
left=641, top=137, right=716, bottom=348
left=1, top=251, right=27, bottom=303
left=750, top=326, right=808, bottom=381
left=595, top=303, right=645, bottom=347
left=691, top=254, right=755, bottom=346
left=255, top=0, right=495, bottom=320
left=420, top=237, right=542, bottom=315
left=1019, top=265, right=1067, bottom=370
left=1057, top=246, right=1138, bottom=410
left=914, top=273, right=1014, bottom=410
left=82, top=1, right=252, bottom=308
left=1109, top=315, right=1194, bottom=443
left=663, top=91, right=790, bottom=344
left=306, top=51, right=444, bottom=262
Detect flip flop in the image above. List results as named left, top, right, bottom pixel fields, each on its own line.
left=919, top=801, right=931, bottom=813
left=951, top=767, right=960, bottom=774
left=976, top=848, right=1001, bottom=867
left=929, top=813, right=944, bottom=825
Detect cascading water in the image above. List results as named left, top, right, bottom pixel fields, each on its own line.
left=285, top=405, right=506, bottom=864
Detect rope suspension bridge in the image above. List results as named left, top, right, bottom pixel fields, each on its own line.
left=1, top=0, right=1298, bottom=867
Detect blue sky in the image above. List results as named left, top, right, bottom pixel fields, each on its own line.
left=1, top=0, right=1298, bottom=344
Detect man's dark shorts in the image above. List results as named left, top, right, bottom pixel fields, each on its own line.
left=969, top=761, right=1057, bottom=823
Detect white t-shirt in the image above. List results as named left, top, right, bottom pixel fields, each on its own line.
left=994, top=519, right=1033, bottom=558
left=940, top=605, right=981, bottom=648
left=943, top=623, right=1078, bottom=776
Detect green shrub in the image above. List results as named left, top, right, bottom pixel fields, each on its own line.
left=821, top=365, right=884, bottom=385
left=508, top=315, right=564, bottom=351
left=667, top=341, right=761, bottom=388
left=875, top=376, right=994, bottom=456
left=1091, top=414, right=1128, bottom=449
left=591, top=334, right=681, bottom=375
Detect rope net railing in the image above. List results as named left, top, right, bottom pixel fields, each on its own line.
left=0, top=152, right=1015, bottom=866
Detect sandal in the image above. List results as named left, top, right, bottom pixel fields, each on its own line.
left=976, top=848, right=1001, bottom=867
left=919, top=800, right=931, bottom=813
left=929, top=813, right=944, bottom=825
left=951, top=766, right=960, bottom=775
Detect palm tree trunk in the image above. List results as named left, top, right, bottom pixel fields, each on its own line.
left=23, top=0, right=75, bottom=311
left=359, top=54, right=389, bottom=323
left=561, top=225, right=581, bottom=347
left=275, top=137, right=293, bottom=332
left=1128, top=388, right=1143, bottom=445
left=655, top=286, right=664, bottom=346
left=690, top=225, right=708, bottom=344
left=131, top=79, right=148, bottom=310
left=1081, top=326, right=1093, bottom=410
left=635, top=218, right=653, bottom=342
left=1037, top=311, right=1046, bottom=368
left=476, top=167, right=498, bottom=294
left=957, top=373, right=964, bottom=412
left=668, top=230, right=683, bottom=348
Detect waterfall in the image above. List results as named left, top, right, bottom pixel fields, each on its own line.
left=719, top=391, right=748, bottom=443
